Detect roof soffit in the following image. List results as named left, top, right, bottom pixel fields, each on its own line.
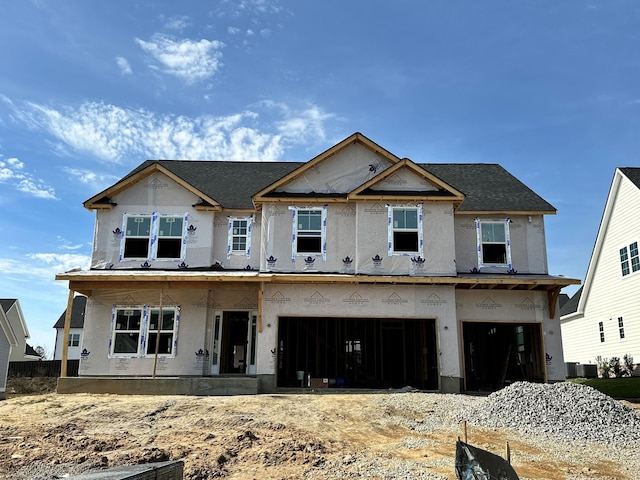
left=83, top=163, right=221, bottom=211
left=252, top=132, right=401, bottom=203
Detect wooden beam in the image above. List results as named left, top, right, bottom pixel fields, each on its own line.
left=547, top=287, right=560, bottom=319
left=60, top=289, right=75, bottom=377
left=258, top=286, right=263, bottom=333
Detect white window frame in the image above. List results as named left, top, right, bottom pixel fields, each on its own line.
left=227, top=216, right=252, bottom=258
left=619, top=241, right=640, bottom=277
left=109, top=305, right=180, bottom=358
left=618, top=316, right=625, bottom=340
left=122, top=214, right=153, bottom=260
left=476, top=218, right=512, bottom=268
left=598, top=321, right=605, bottom=343
left=120, top=212, right=188, bottom=262
left=67, top=333, right=80, bottom=347
left=290, top=206, right=327, bottom=261
left=388, top=205, right=423, bottom=256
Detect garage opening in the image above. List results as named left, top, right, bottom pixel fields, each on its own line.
left=277, top=317, right=438, bottom=390
left=463, top=322, right=545, bottom=391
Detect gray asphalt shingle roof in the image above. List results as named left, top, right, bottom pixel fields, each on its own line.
left=53, top=295, right=87, bottom=329
left=117, top=159, right=555, bottom=212
left=619, top=167, right=640, bottom=189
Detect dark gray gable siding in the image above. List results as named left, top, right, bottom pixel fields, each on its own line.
left=0, top=299, right=16, bottom=314
left=0, top=329, right=9, bottom=393
left=117, top=160, right=554, bottom=212
left=619, top=167, right=640, bottom=190
left=53, top=296, right=87, bottom=329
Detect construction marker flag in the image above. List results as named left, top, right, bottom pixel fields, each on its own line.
left=455, top=440, right=519, bottom=480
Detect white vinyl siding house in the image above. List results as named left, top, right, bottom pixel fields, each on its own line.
left=561, top=168, right=640, bottom=370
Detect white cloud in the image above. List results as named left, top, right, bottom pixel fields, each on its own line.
left=0, top=253, right=90, bottom=283
left=64, top=167, right=119, bottom=190
left=0, top=156, right=57, bottom=199
left=163, top=15, right=190, bottom=31
left=115, top=56, right=133, bottom=75
left=227, top=26, right=241, bottom=35
left=135, top=34, right=225, bottom=84
left=8, top=99, right=333, bottom=164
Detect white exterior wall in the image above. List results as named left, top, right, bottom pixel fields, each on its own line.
left=456, top=289, right=565, bottom=381
left=562, top=175, right=640, bottom=365
left=211, top=211, right=261, bottom=270
left=79, top=289, right=210, bottom=376
left=53, top=327, right=84, bottom=360
left=454, top=214, right=548, bottom=274
left=260, top=201, right=455, bottom=276
left=256, top=283, right=460, bottom=379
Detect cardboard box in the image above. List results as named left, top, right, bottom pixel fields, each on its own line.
left=310, top=377, right=329, bottom=389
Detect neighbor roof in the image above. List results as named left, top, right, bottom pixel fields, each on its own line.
left=0, top=299, right=17, bottom=312
left=53, top=295, right=87, bottom=329
left=619, top=167, right=640, bottom=189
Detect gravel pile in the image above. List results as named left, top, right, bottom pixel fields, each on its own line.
left=459, top=381, right=640, bottom=445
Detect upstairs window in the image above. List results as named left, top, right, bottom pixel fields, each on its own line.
left=620, top=242, right=640, bottom=277
left=227, top=217, right=252, bottom=258
left=123, top=216, right=152, bottom=258
left=120, top=213, right=188, bottom=262
left=67, top=333, right=80, bottom=347
left=157, top=216, right=184, bottom=259
left=476, top=219, right=512, bottom=267
left=388, top=205, right=423, bottom=256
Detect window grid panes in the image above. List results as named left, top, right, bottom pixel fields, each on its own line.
left=296, top=209, right=322, bottom=253
left=630, top=242, right=640, bottom=273
left=147, top=308, right=177, bottom=355
left=618, top=316, right=625, bottom=339
left=392, top=208, right=419, bottom=253
left=232, top=219, right=248, bottom=252
left=157, top=216, right=184, bottom=259
left=599, top=321, right=605, bottom=343
left=67, top=333, right=80, bottom=347
left=481, top=222, right=507, bottom=264
left=113, top=309, right=142, bottom=354
left=124, top=216, right=152, bottom=258
left=620, top=247, right=630, bottom=276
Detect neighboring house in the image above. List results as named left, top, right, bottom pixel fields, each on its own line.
left=561, top=168, right=640, bottom=370
left=0, top=301, right=19, bottom=400
left=0, top=299, right=40, bottom=362
left=56, top=132, right=579, bottom=394
left=53, top=295, right=87, bottom=360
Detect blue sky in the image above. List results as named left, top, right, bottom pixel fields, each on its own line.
left=1, top=0, right=639, bottom=353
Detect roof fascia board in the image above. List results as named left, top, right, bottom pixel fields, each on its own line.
left=577, top=169, right=623, bottom=315
left=84, top=163, right=221, bottom=211
left=348, top=158, right=466, bottom=201
left=252, top=132, right=401, bottom=203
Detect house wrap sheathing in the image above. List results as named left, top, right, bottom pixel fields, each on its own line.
left=57, top=132, right=579, bottom=394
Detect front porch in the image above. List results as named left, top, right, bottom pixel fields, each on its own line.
left=57, top=376, right=259, bottom=396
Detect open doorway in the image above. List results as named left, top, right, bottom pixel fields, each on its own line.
left=463, top=322, right=545, bottom=391
left=219, top=311, right=249, bottom=374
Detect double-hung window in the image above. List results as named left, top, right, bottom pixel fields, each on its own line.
left=157, top=216, right=184, bottom=259
left=476, top=219, right=511, bottom=267
left=121, top=213, right=187, bottom=262
left=110, top=305, right=179, bottom=358
left=227, top=217, right=252, bottom=258
left=146, top=308, right=178, bottom=355
left=618, top=316, right=625, bottom=339
left=112, top=308, right=143, bottom=355
left=599, top=321, right=605, bottom=343
left=620, top=242, right=640, bottom=277
left=123, top=216, right=152, bottom=259
left=390, top=207, right=421, bottom=254
left=67, top=333, right=80, bottom=347
left=292, top=206, right=327, bottom=255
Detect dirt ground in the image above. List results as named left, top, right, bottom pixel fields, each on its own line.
left=1, top=381, right=638, bottom=480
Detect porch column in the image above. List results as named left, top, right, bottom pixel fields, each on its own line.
left=60, top=289, right=75, bottom=377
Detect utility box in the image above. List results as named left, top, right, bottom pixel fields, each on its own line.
left=576, top=364, right=598, bottom=378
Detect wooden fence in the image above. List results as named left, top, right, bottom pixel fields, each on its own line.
left=8, top=360, right=79, bottom=378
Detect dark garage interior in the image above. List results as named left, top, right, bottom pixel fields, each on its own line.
left=463, top=321, right=545, bottom=391
left=277, top=316, right=439, bottom=390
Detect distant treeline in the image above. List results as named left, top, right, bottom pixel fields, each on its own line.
left=8, top=360, right=79, bottom=378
